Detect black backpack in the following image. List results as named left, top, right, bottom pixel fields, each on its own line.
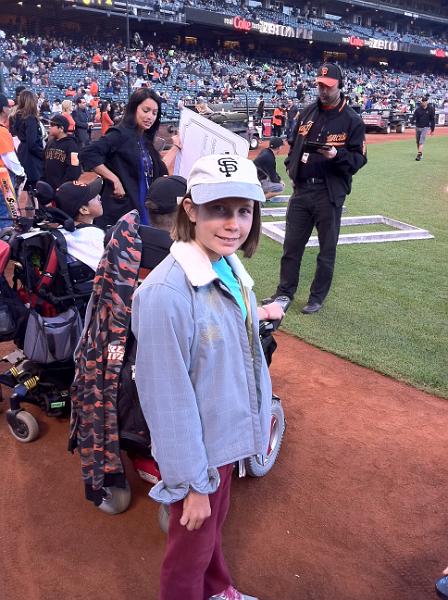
left=0, top=274, right=29, bottom=344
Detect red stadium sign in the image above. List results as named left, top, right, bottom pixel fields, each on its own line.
left=348, top=36, right=364, bottom=47
left=80, top=0, right=113, bottom=5
left=431, top=49, right=447, bottom=58
left=233, top=16, right=252, bottom=32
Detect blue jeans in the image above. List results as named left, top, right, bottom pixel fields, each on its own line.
left=0, top=171, right=14, bottom=227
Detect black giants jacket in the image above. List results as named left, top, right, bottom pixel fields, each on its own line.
left=285, top=95, right=367, bottom=207
left=44, top=135, right=81, bottom=191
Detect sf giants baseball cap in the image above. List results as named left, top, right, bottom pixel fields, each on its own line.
left=186, top=154, right=265, bottom=205
left=316, top=64, right=342, bottom=87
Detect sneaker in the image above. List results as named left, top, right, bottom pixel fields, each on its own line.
left=415, top=153, right=422, bottom=161
left=209, top=585, right=260, bottom=600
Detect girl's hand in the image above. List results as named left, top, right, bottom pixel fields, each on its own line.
left=180, top=490, right=211, bottom=531
left=258, top=301, right=285, bottom=321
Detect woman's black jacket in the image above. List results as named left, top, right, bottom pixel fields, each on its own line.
left=14, top=114, right=44, bottom=183
left=80, top=124, right=168, bottom=228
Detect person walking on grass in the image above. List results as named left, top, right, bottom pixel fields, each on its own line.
left=411, top=96, right=435, bottom=161
left=132, top=154, right=283, bottom=600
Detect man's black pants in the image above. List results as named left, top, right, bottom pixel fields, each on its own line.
left=276, top=183, right=343, bottom=303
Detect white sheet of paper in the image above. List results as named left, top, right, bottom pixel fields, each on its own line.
left=174, top=108, right=249, bottom=178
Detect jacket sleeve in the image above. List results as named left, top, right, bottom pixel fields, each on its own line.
left=330, top=117, right=367, bottom=176
left=132, top=282, right=220, bottom=504
left=430, top=108, right=436, bottom=132
left=80, top=127, right=123, bottom=171
left=25, top=117, right=44, bottom=159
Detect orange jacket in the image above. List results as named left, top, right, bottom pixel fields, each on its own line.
left=272, top=107, right=284, bottom=126
left=101, top=112, right=114, bottom=136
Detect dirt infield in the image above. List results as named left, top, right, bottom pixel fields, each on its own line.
left=1, top=129, right=448, bottom=600
left=1, top=329, right=447, bottom=600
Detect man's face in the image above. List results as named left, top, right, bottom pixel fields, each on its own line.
left=317, top=81, right=340, bottom=106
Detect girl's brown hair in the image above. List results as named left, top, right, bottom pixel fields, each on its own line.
left=16, top=90, right=39, bottom=119
left=172, top=197, right=261, bottom=258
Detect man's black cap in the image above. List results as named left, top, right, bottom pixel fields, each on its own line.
left=316, top=64, right=342, bottom=87
left=145, top=175, right=187, bottom=215
left=269, top=136, right=284, bottom=150
left=50, top=114, right=69, bottom=132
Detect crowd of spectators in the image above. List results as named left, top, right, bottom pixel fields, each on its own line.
left=1, top=30, right=448, bottom=128
left=184, top=0, right=448, bottom=50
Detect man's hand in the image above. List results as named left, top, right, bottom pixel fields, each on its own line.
left=430, top=130, right=435, bottom=136
left=317, top=146, right=337, bottom=160
left=180, top=490, right=211, bottom=531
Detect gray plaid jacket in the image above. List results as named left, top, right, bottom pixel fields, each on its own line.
left=132, top=241, right=272, bottom=503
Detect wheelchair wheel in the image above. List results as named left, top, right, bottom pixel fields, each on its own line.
left=158, top=503, right=170, bottom=534
left=7, top=410, right=39, bottom=443
left=245, top=398, right=285, bottom=477
left=97, top=480, right=131, bottom=515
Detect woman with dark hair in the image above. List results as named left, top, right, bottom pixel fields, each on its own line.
left=100, top=100, right=113, bottom=136
left=81, top=88, right=180, bottom=228
left=13, top=90, right=44, bottom=189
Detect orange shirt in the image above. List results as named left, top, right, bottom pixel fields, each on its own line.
left=101, top=112, right=114, bottom=136
left=90, top=81, right=99, bottom=96
left=272, top=107, right=284, bottom=126
left=0, top=125, right=14, bottom=168
left=92, top=54, right=102, bottom=65
left=62, top=111, right=76, bottom=135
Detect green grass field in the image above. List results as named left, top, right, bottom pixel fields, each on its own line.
left=245, top=135, right=448, bottom=398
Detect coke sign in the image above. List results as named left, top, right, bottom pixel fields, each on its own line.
left=233, top=16, right=252, bottom=32
left=348, top=36, right=364, bottom=47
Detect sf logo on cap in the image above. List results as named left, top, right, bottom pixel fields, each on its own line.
left=218, top=157, right=238, bottom=178
left=321, top=67, right=328, bottom=75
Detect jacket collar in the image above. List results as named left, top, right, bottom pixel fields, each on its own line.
left=170, top=241, right=254, bottom=289
left=317, top=94, right=346, bottom=114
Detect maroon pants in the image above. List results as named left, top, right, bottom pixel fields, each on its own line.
left=159, top=464, right=234, bottom=600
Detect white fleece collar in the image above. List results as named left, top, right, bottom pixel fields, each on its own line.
left=170, top=241, right=254, bottom=289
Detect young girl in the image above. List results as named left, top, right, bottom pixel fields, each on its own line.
left=132, top=154, right=284, bottom=600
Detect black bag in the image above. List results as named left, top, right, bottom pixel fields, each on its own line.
left=0, top=274, right=29, bottom=344
left=117, top=332, right=151, bottom=452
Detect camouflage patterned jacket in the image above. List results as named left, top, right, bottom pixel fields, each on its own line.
left=69, top=210, right=142, bottom=504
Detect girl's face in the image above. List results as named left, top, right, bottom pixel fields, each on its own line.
left=135, top=97, right=158, bottom=131
left=183, top=197, right=254, bottom=262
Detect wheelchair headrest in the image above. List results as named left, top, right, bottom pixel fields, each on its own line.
left=35, top=181, right=55, bottom=206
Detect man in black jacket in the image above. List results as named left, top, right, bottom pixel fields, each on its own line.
left=271, top=63, right=367, bottom=314
left=411, top=97, right=435, bottom=161
left=43, top=114, right=81, bottom=191
left=72, top=97, right=91, bottom=149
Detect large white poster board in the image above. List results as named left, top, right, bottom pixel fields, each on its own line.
left=174, top=108, right=249, bottom=179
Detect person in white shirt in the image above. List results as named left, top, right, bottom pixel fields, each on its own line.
left=55, top=174, right=105, bottom=272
